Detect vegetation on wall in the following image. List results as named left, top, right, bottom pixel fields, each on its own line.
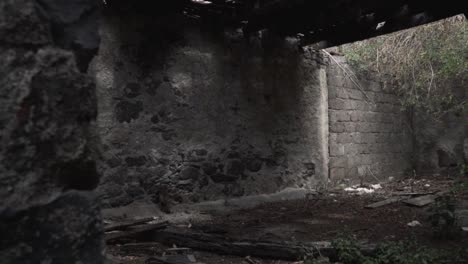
left=341, top=15, right=467, bottom=120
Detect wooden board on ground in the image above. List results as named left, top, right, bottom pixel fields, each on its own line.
left=365, top=197, right=402, bottom=209
left=402, top=194, right=439, bottom=207
left=390, top=191, right=437, bottom=196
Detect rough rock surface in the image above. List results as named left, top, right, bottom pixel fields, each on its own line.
left=94, top=13, right=329, bottom=208
left=0, top=0, right=103, bottom=263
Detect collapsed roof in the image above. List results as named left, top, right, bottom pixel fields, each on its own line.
left=105, top=0, right=467, bottom=47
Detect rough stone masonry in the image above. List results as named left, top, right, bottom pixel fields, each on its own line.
left=94, top=10, right=415, bottom=210
left=94, top=12, right=330, bottom=208
left=0, top=0, right=104, bottom=263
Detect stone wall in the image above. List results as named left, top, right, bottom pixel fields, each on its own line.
left=0, top=0, right=103, bottom=263
left=327, top=56, right=413, bottom=184
left=94, top=13, right=329, bottom=209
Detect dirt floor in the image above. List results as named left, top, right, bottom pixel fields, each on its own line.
left=106, top=175, right=468, bottom=264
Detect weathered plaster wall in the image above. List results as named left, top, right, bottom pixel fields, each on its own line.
left=94, top=13, right=329, bottom=209
left=327, top=56, right=413, bottom=184
left=0, top=0, right=103, bottom=263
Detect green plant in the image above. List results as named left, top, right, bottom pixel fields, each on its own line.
left=428, top=194, right=461, bottom=239
left=450, top=180, right=468, bottom=194
left=341, top=15, right=467, bottom=121
left=331, top=237, right=441, bottom=264
left=459, top=163, right=468, bottom=176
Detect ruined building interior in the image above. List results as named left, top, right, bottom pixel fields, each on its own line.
left=1, top=0, right=467, bottom=263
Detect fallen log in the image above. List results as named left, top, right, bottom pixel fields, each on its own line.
left=105, top=217, right=156, bottom=232
left=390, top=191, right=438, bottom=196
left=151, top=227, right=375, bottom=261
left=106, top=221, right=169, bottom=244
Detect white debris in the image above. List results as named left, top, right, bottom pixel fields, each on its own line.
left=192, top=0, right=212, bottom=5
left=462, top=227, right=468, bottom=232
left=344, top=184, right=382, bottom=195
left=424, top=184, right=431, bottom=187
left=187, top=254, right=197, bottom=263
left=407, top=220, right=422, bottom=227
left=345, top=187, right=375, bottom=195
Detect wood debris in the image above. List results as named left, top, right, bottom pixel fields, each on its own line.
left=365, top=197, right=402, bottom=209
left=150, top=226, right=375, bottom=261
left=403, top=194, right=439, bottom=207
left=105, top=217, right=156, bottom=232
left=106, top=221, right=169, bottom=243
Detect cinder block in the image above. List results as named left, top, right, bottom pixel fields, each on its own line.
left=330, top=143, right=345, bottom=156
left=329, top=86, right=349, bottom=100
left=330, top=110, right=351, bottom=122
left=345, top=166, right=359, bottom=179
left=344, top=122, right=357, bottom=132
left=330, top=123, right=345, bottom=133
left=330, top=167, right=346, bottom=181
left=336, top=88, right=350, bottom=99
left=344, top=143, right=359, bottom=155
left=337, top=133, right=353, bottom=143
left=329, top=98, right=346, bottom=110
left=348, top=89, right=365, bottom=100
left=330, top=156, right=347, bottom=167
left=327, top=71, right=354, bottom=88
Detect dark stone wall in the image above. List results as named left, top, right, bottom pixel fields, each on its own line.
left=94, top=13, right=329, bottom=209
left=0, top=0, right=103, bottom=263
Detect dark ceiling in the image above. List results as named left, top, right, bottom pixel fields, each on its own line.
left=105, top=0, right=467, bottom=48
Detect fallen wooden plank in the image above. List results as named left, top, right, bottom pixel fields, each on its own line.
left=151, top=227, right=375, bottom=261
left=403, top=194, right=439, bottom=207
left=365, top=197, right=402, bottom=209
left=106, top=221, right=169, bottom=243
left=105, top=217, right=156, bottom=232
left=390, top=191, right=438, bottom=196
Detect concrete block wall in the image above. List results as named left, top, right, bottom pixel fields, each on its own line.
left=327, top=56, right=413, bottom=184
